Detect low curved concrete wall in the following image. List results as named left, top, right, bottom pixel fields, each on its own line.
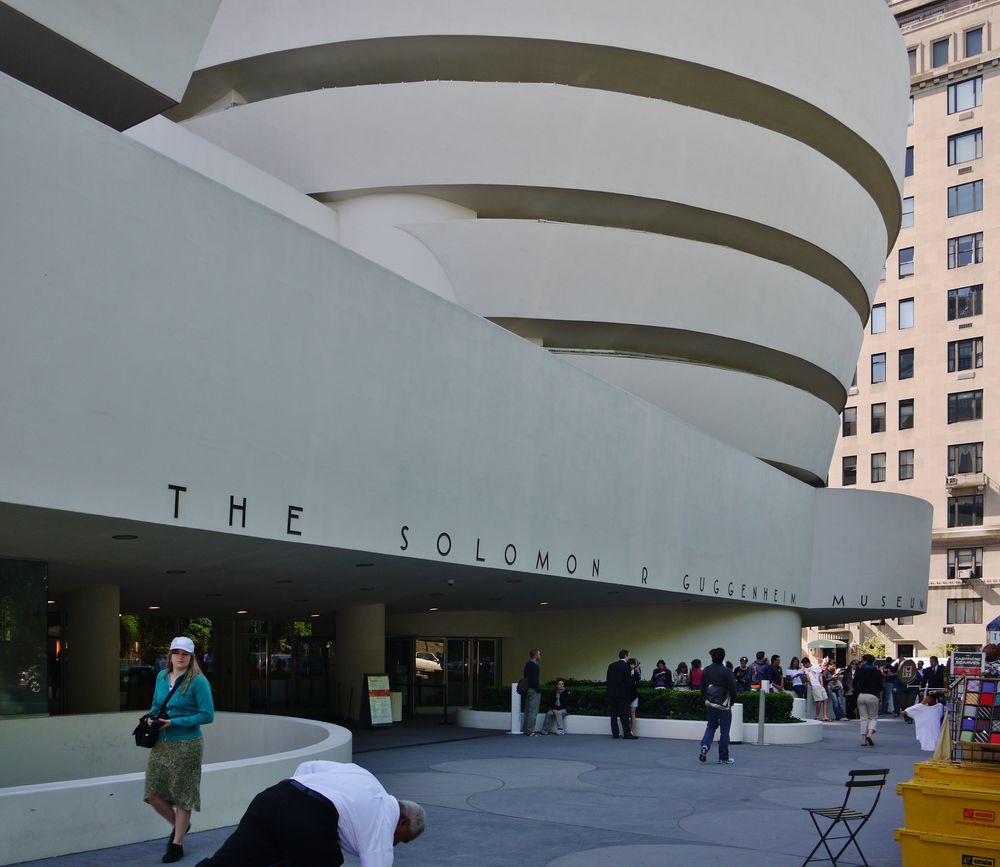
left=457, top=704, right=822, bottom=745
left=0, top=712, right=351, bottom=864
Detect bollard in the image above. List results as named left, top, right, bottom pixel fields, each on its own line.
left=510, top=682, right=522, bottom=735
left=756, top=679, right=769, bottom=745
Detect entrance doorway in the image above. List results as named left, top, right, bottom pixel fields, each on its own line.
left=386, top=636, right=499, bottom=715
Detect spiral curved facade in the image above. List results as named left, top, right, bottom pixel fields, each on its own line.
left=171, top=0, right=910, bottom=485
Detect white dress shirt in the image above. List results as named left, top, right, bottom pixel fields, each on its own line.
left=293, top=761, right=400, bottom=867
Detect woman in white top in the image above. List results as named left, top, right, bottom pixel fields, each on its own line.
left=801, top=657, right=829, bottom=721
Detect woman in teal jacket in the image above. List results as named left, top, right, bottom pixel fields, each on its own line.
left=144, top=636, right=214, bottom=864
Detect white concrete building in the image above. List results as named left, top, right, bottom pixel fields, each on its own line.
left=0, top=1, right=929, bottom=727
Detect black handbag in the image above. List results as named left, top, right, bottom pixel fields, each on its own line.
left=132, top=675, right=185, bottom=748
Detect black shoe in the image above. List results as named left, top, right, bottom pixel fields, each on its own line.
left=167, top=823, right=191, bottom=845
left=698, top=746, right=708, bottom=763
left=865, top=736, right=874, bottom=746
left=163, top=843, right=184, bottom=863
left=611, top=734, right=620, bottom=739
left=623, top=734, right=638, bottom=739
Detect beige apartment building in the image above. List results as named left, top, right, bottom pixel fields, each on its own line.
left=812, top=0, right=1000, bottom=663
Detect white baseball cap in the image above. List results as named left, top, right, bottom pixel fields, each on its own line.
left=169, top=636, right=195, bottom=654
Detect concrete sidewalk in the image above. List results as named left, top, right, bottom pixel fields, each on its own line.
left=16, top=715, right=929, bottom=866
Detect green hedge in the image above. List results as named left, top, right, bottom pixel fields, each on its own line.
left=473, top=680, right=796, bottom=723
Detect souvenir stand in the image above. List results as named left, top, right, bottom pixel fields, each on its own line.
left=895, top=651, right=1000, bottom=865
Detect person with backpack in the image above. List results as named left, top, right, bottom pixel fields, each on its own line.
left=698, top=647, right=738, bottom=765
left=749, top=651, right=772, bottom=690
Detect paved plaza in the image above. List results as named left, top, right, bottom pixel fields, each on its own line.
left=19, top=715, right=929, bottom=866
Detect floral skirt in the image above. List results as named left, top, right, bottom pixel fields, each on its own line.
left=144, top=737, right=203, bottom=812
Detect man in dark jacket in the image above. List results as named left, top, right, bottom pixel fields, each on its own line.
left=699, top=647, right=738, bottom=764
left=923, top=656, right=947, bottom=691
left=749, top=651, right=772, bottom=689
left=522, top=649, right=542, bottom=736
left=542, top=679, right=572, bottom=734
left=606, top=649, right=636, bottom=739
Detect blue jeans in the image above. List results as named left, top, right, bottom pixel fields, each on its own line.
left=700, top=706, right=731, bottom=760
left=829, top=689, right=845, bottom=720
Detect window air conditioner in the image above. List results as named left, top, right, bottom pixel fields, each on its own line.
left=943, top=626, right=956, bottom=634
left=958, top=568, right=973, bottom=580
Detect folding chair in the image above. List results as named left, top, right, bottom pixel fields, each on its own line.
left=801, top=768, right=890, bottom=866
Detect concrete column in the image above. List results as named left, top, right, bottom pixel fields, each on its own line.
left=63, top=585, right=120, bottom=713
left=209, top=618, right=236, bottom=711
left=334, top=603, right=385, bottom=721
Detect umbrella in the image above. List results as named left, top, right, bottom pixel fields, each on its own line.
left=807, top=638, right=848, bottom=648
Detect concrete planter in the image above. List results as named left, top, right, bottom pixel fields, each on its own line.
left=457, top=703, right=823, bottom=745
left=0, top=712, right=352, bottom=864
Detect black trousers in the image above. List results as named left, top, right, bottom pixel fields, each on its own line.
left=609, top=698, right=631, bottom=737
left=195, top=780, right=343, bottom=867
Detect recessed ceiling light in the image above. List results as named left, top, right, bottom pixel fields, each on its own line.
left=148, top=605, right=160, bottom=610
left=236, top=610, right=248, bottom=615
left=166, top=570, right=187, bottom=575
left=310, top=613, right=321, bottom=618
left=47, top=599, right=55, bottom=605
left=539, top=602, right=549, bottom=606
left=429, top=607, right=439, bottom=611
left=355, top=563, right=374, bottom=568
left=506, top=579, right=521, bottom=584
left=112, top=534, right=138, bottom=541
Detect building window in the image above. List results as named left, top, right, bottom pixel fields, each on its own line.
left=948, top=547, right=983, bottom=579
left=871, top=452, right=886, bottom=483
left=842, top=407, right=857, bottom=437
left=871, top=304, right=886, bottom=334
left=948, top=76, right=983, bottom=114
left=947, top=597, right=983, bottom=623
left=908, top=95, right=914, bottom=126
left=948, top=442, right=983, bottom=475
left=899, top=298, right=914, bottom=329
left=933, top=38, right=950, bottom=67
left=948, top=337, right=983, bottom=372
left=899, top=348, right=914, bottom=380
left=966, top=27, right=983, bottom=58
left=902, top=196, right=914, bottom=228
left=899, top=449, right=914, bottom=480
left=947, top=233, right=983, bottom=269
left=842, top=456, right=857, bottom=487
left=898, top=247, right=914, bottom=277
left=908, top=48, right=917, bottom=76
left=947, top=494, right=983, bottom=527
left=905, top=146, right=914, bottom=177
left=948, top=389, right=983, bottom=423
left=872, top=402, right=886, bottom=433
left=948, top=284, right=983, bottom=319
left=851, top=367, right=857, bottom=388
left=899, top=398, right=914, bottom=430
left=897, top=617, right=914, bottom=627
left=948, top=180, right=983, bottom=217
left=948, top=128, right=983, bottom=165
left=872, top=352, right=886, bottom=384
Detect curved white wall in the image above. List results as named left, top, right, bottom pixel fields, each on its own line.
left=185, top=82, right=887, bottom=300
left=405, top=219, right=863, bottom=386
left=0, top=712, right=351, bottom=863
left=192, top=0, right=908, bottom=190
